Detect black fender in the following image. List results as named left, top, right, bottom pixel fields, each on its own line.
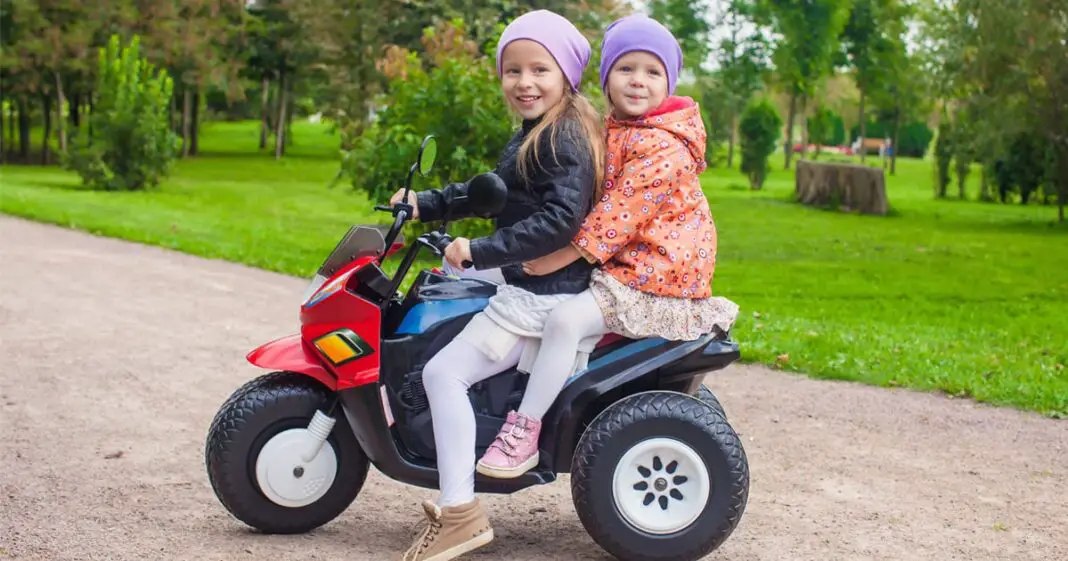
left=540, top=333, right=733, bottom=473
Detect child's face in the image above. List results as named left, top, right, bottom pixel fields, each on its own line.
left=499, top=40, right=567, bottom=120
left=606, top=51, right=668, bottom=119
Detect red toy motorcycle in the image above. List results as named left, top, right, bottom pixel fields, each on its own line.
left=205, top=136, right=749, bottom=561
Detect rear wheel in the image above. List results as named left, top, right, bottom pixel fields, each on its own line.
left=571, top=391, right=749, bottom=561
left=205, top=372, right=369, bottom=534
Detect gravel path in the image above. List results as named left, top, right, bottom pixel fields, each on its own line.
left=1, top=215, right=1065, bottom=561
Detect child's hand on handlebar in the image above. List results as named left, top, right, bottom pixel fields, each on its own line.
left=389, top=188, right=419, bottom=219
left=444, top=237, right=472, bottom=269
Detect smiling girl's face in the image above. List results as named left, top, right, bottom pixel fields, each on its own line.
left=499, top=39, right=567, bottom=120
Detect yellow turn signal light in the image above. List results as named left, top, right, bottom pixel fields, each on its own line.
left=313, top=329, right=373, bottom=366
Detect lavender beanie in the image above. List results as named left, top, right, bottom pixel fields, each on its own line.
left=495, top=10, right=592, bottom=91
left=599, top=14, right=684, bottom=95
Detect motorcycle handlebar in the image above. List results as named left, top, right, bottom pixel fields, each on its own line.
left=380, top=207, right=408, bottom=260
left=379, top=200, right=474, bottom=269
left=422, top=232, right=473, bottom=269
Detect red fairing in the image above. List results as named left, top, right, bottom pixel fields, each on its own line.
left=299, top=256, right=383, bottom=390
left=247, top=247, right=397, bottom=389
left=246, top=334, right=338, bottom=390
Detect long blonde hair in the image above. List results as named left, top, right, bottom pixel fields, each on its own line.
left=516, top=89, right=607, bottom=202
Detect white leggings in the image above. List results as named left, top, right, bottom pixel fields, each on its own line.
left=423, top=267, right=609, bottom=506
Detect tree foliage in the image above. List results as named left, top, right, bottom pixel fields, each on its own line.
left=649, top=0, right=713, bottom=76
left=339, top=20, right=515, bottom=240
left=757, top=0, right=853, bottom=169
left=709, top=0, right=770, bottom=168
left=64, top=34, right=179, bottom=191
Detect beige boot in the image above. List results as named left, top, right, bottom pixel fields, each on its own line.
left=401, top=498, right=494, bottom=561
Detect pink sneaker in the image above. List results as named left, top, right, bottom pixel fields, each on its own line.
left=476, top=411, right=541, bottom=479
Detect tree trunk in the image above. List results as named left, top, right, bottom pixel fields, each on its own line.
left=784, top=91, right=797, bottom=170
left=286, top=95, right=294, bottom=147
left=795, top=159, right=889, bottom=215
left=799, top=94, right=809, bottom=161
left=958, top=160, right=968, bottom=200
left=170, top=92, right=178, bottom=134
left=1057, top=140, right=1067, bottom=222
left=857, top=90, right=867, bottom=163
left=4, top=102, right=12, bottom=162
left=727, top=111, right=737, bottom=169
left=260, top=75, right=270, bottom=150
left=979, top=159, right=993, bottom=202
left=55, top=72, right=68, bottom=154
left=87, top=94, right=94, bottom=140
left=181, top=86, right=193, bottom=157
left=0, top=95, right=5, bottom=162
left=41, top=94, right=52, bottom=165
left=190, top=89, right=200, bottom=155
left=275, top=71, right=288, bottom=160
left=890, top=107, right=901, bottom=175
left=70, top=92, right=81, bottom=128
left=18, top=98, right=31, bottom=159
left=1059, top=184, right=1065, bottom=222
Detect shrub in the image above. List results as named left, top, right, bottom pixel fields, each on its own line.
left=65, top=35, right=179, bottom=191
left=738, top=97, right=781, bottom=190
left=1007, top=132, right=1047, bottom=205
left=830, top=111, right=846, bottom=146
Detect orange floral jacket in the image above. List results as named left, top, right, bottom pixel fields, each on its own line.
left=572, top=96, right=717, bottom=299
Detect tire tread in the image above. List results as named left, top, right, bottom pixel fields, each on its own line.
left=571, top=391, right=749, bottom=561
left=204, top=372, right=368, bottom=534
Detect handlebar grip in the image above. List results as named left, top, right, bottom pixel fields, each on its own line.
left=374, top=204, right=392, bottom=212
left=432, top=234, right=452, bottom=253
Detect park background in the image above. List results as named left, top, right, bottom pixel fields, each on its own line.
left=1, top=0, right=1065, bottom=418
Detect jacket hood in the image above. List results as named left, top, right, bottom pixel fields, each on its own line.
left=608, top=96, right=707, bottom=168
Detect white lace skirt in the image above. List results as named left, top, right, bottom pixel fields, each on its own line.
left=589, top=269, right=740, bottom=341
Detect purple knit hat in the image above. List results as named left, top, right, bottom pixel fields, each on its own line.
left=599, top=14, right=684, bottom=95
left=495, top=10, right=592, bottom=91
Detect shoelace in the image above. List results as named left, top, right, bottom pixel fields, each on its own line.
left=404, top=511, right=442, bottom=559
left=417, top=521, right=441, bottom=554
left=490, top=421, right=530, bottom=456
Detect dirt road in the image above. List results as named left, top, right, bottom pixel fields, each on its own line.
left=1, top=215, right=1065, bottom=561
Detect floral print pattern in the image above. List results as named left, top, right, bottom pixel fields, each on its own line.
left=573, top=96, right=718, bottom=299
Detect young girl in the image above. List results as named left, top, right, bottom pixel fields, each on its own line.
left=474, top=14, right=740, bottom=479
left=389, top=9, right=606, bottom=561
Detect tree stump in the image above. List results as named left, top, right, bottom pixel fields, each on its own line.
left=795, top=160, right=889, bottom=215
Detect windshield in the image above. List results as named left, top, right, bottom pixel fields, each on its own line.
left=317, top=225, right=404, bottom=278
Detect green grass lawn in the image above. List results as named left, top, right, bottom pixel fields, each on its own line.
left=3, top=120, right=1066, bottom=417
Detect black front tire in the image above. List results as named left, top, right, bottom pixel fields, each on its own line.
left=571, top=391, right=749, bottom=561
left=694, top=383, right=727, bottom=419
left=205, top=371, right=369, bottom=534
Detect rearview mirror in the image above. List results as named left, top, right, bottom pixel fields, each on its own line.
left=467, top=172, right=508, bottom=217
left=417, top=135, right=437, bottom=176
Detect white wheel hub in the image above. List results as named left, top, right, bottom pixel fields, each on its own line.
left=611, top=437, right=711, bottom=534
left=255, top=428, right=338, bottom=508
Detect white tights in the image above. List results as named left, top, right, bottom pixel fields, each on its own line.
left=423, top=338, right=525, bottom=506
left=423, top=269, right=609, bottom=506
left=517, top=290, right=608, bottom=419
